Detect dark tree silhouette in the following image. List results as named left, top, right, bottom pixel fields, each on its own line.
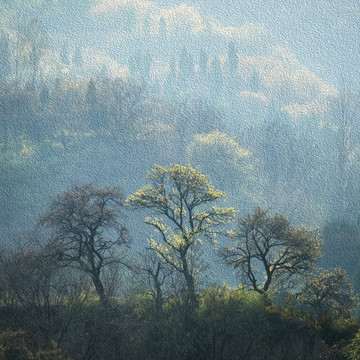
left=39, top=183, right=129, bottom=307
left=221, top=207, right=322, bottom=293
left=0, top=31, right=11, bottom=81
left=227, top=41, right=238, bottom=75
left=72, top=47, right=83, bottom=68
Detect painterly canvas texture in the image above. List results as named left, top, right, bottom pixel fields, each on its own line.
left=1, top=1, right=360, bottom=359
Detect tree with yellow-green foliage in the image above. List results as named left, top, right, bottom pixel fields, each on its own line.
left=187, top=131, right=264, bottom=211
left=298, top=267, right=358, bottom=326
left=0, top=330, right=73, bottom=360
left=345, top=329, right=360, bottom=360
left=126, top=164, right=237, bottom=302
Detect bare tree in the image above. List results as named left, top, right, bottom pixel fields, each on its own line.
left=221, top=207, right=322, bottom=294
left=0, top=230, right=90, bottom=347
left=38, top=183, right=129, bottom=307
left=140, top=249, right=173, bottom=316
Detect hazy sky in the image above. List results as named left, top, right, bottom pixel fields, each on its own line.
left=3, top=0, right=360, bottom=90
left=153, top=0, right=360, bottom=88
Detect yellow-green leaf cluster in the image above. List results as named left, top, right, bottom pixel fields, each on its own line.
left=127, top=164, right=237, bottom=286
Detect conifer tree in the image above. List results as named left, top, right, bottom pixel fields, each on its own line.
left=0, top=31, right=11, bottom=81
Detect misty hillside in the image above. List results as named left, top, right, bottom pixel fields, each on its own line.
left=1, top=1, right=360, bottom=359
left=1, top=0, right=360, bottom=268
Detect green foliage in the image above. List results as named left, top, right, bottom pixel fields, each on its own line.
left=195, top=285, right=269, bottom=359
left=159, top=286, right=266, bottom=359
left=345, top=329, right=360, bottom=360
left=0, top=330, right=72, bottom=360
left=153, top=285, right=328, bottom=360
left=187, top=131, right=264, bottom=210
left=34, top=341, right=73, bottom=360
left=298, top=268, right=359, bottom=325
left=0, top=330, right=34, bottom=360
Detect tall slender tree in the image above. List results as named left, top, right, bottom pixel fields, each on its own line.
left=126, top=164, right=236, bottom=303
left=0, top=31, right=11, bottom=81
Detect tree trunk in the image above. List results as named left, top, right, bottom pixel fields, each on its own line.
left=181, top=255, right=196, bottom=305
left=92, top=274, right=109, bottom=308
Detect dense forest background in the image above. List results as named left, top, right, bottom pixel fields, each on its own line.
left=1, top=0, right=360, bottom=359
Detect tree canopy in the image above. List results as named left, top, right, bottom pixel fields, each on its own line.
left=298, top=267, right=358, bottom=323
left=126, top=164, right=237, bottom=300
left=221, top=207, right=322, bottom=293
left=186, top=131, right=263, bottom=210
left=39, top=183, right=129, bottom=307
